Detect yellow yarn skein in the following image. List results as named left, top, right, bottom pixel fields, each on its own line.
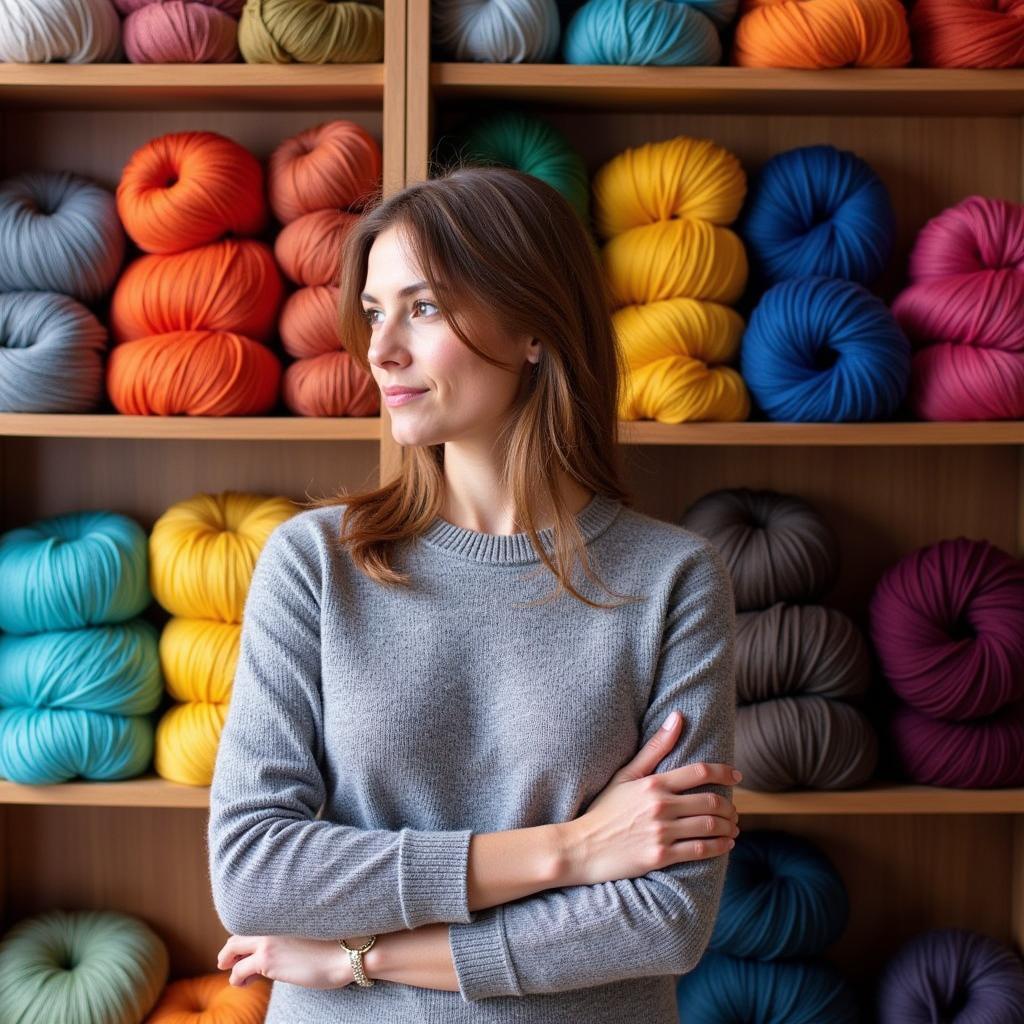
left=592, top=136, right=747, bottom=240
left=239, top=0, right=385, bottom=63
left=149, top=491, right=296, bottom=623
left=602, top=219, right=748, bottom=307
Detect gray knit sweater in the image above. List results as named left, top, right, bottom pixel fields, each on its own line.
left=207, top=492, right=736, bottom=1023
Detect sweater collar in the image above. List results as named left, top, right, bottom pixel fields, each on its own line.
left=419, top=493, right=623, bottom=566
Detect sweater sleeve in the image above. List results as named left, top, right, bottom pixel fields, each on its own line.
left=207, top=522, right=474, bottom=939
left=447, top=542, right=736, bottom=1001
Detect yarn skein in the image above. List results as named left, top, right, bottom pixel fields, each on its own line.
left=0, top=291, right=107, bottom=413
left=238, top=0, right=385, bottom=63
left=121, top=1, right=241, bottom=63
left=146, top=972, right=271, bottom=1023
left=911, top=0, right=1024, bottom=69
left=0, top=171, right=126, bottom=302
left=0, top=910, right=168, bottom=1024
left=710, top=829, right=849, bottom=960
left=563, top=0, right=735, bottom=66
left=877, top=928, right=1024, bottom=1022
left=0, top=0, right=122, bottom=62
left=733, top=0, right=911, bottom=68
left=891, top=195, right=1024, bottom=421
left=432, top=0, right=560, bottom=62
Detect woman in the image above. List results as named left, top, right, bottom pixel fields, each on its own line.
left=208, top=166, right=740, bottom=1023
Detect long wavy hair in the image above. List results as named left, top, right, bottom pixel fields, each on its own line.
left=312, top=165, right=639, bottom=610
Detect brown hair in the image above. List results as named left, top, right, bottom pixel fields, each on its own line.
left=311, top=165, right=640, bottom=610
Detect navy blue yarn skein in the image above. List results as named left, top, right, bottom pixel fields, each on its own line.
left=709, top=830, right=849, bottom=960
left=741, top=144, right=896, bottom=286
left=675, top=952, right=861, bottom=1023
left=740, top=276, right=911, bottom=422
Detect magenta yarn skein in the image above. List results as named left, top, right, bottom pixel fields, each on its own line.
left=869, top=538, right=1024, bottom=721
left=892, top=196, right=1024, bottom=420
left=890, top=700, right=1024, bottom=788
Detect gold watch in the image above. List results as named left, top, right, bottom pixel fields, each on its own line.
left=339, top=935, right=377, bottom=987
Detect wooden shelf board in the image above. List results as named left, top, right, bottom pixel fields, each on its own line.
left=1, top=776, right=1021, bottom=813
left=1, top=416, right=1021, bottom=445
left=432, top=65, right=1024, bottom=114
left=0, top=64, right=385, bottom=110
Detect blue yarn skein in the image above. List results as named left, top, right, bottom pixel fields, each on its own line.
left=0, top=620, right=162, bottom=715
left=741, top=144, right=896, bottom=286
left=0, top=511, right=150, bottom=635
left=563, top=0, right=737, bottom=65
left=740, top=276, right=911, bottom=422
left=0, top=707, right=154, bottom=784
left=710, top=830, right=849, bottom=960
left=676, top=952, right=861, bottom=1024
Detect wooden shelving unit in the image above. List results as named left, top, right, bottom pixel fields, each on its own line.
left=1, top=0, right=1023, bottom=1003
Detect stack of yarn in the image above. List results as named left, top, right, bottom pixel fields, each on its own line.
left=563, top=0, right=738, bottom=66
left=591, top=134, right=751, bottom=424
left=682, top=487, right=878, bottom=790
left=891, top=196, right=1024, bottom=421
left=238, top=0, right=385, bottom=63
left=115, top=0, right=242, bottom=63
left=148, top=491, right=294, bottom=786
left=269, top=120, right=382, bottom=417
left=869, top=537, right=1024, bottom=788
left=0, top=170, right=124, bottom=412
left=0, top=511, right=162, bottom=785
left=0, top=0, right=121, bottom=62
left=677, top=829, right=859, bottom=1022
left=110, top=130, right=284, bottom=416
left=877, top=927, right=1024, bottom=1021
left=452, top=110, right=590, bottom=226
left=732, top=0, right=911, bottom=68
left=740, top=144, right=911, bottom=422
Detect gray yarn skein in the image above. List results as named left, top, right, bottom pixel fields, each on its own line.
left=736, top=603, right=871, bottom=704
left=0, top=291, right=107, bottom=412
left=432, top=0, right=560, bottom=62
left=736, top=695, right=879, bottom=791
left=681, top=487, right=840, bottom=612
left=0, top=0, right=122, bottom=62
left=0, top=171, right=126, bottom=303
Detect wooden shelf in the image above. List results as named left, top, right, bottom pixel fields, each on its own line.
left=2, top=416, right=1022, bottom=445
left=432, top=65, right=1024, bottom=115
left=0, top=64, right=385, bottom=110
left=2, top=776, right=1021, bottom=813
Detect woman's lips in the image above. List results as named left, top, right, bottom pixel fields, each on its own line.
left=384, top=389, right=427, bottom=407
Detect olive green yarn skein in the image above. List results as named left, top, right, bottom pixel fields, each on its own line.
left=239, top=0, right=385, bottom=63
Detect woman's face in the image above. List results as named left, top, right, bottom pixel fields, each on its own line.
left=361, top=224, right=538, bottom=448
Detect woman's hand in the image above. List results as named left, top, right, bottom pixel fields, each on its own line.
left=559, top=710, right=741, bottom=887
left=216, top=933, right=359, bottom=990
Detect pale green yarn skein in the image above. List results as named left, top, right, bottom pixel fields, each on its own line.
left=0, top=909, right=168, bottom=1024
left=239, top=0, right=385, bottom=63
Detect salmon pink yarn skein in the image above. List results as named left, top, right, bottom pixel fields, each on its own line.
left=911, top=0, right=1024, bottom=68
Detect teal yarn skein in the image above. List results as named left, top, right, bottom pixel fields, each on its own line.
left=0, top=909, right=168, bottom=1024
left=0, top=707, right=155, bottom=784
left=457, top=111, right=591, bottom=225
left=0, top=291, right=108, bottom=413
left=0, top=511, right=150, bottom=635
left=0, top=620, right=162, bottom=715
left=0, top=171, right=126, bottom=303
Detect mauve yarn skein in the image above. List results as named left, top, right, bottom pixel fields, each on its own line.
left=877, top=928, right=1024, bottom=1023
left=736, top=603, right=871, bottom=703
left=0, top=291, right=107, bottom=413
left=710, top=829, right=849, bottom=960
left=681, top=488, right=840, bottom=611
left=890, top=700, right=1024, bottom=788
left=122, top=2, right=240, bottom=63
left=869, top=537, right=1024, bottom=721
left=736, top=694, right=879, bottom=790
left=0, top=171, right=125, bottom=302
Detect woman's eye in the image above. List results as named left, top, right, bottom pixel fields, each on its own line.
left=414, top=300, right=438, bottom=316
left=362, top=308, right=382, bottom=327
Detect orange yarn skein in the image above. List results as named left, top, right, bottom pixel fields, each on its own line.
left=284, top=351, right=380, bottom=417
left=146, top=972, right=271, bottom=1023
left=116, top=131, right=267, bottom=254
left=274, top=209, right=360, bottom=286
left=733, top=0, right=912, bottom=67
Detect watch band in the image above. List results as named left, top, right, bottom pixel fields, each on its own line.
left=339, top=935, right=377, bottom=987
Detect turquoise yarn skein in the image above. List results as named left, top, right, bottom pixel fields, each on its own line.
left=0, top=170, right=126, bottom=302
left=0, top=909, right=168, bottom=1024
left=0, top=291, right=108, bottom=413
left=0, top=511, right=150, bottom=634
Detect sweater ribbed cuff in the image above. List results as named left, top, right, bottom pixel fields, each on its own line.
left=449, top=906, right=523, bottom=1002
left=397, top=827, right=474, bottom=929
